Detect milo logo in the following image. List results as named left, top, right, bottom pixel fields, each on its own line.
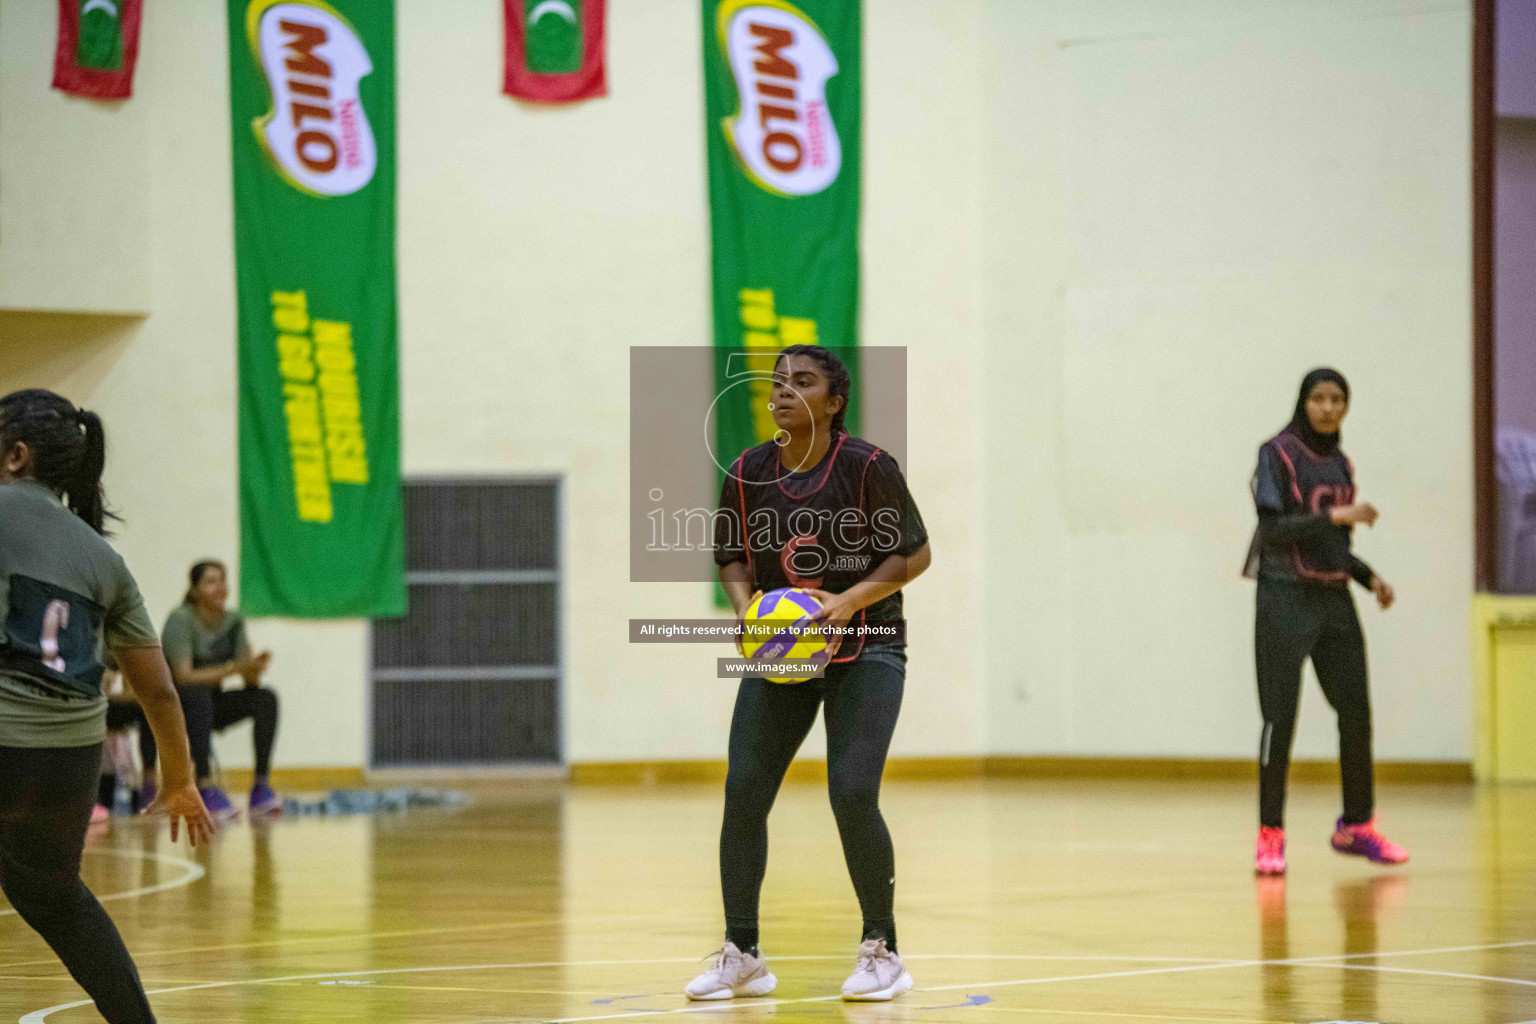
left=247, top=0, right=377, bottom=197
left=717, top=0, right=841, bottom=197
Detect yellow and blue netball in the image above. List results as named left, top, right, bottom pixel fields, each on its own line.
left=743, top=588, right=830, bottom=684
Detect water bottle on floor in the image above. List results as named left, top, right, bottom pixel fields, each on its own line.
left=112, top=772, right=133, bottom=816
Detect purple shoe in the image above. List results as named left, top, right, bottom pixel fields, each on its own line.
left=248, top=782, right=282, bottom=816
left=200, top=786, right=240, bottom=823
left=138, top=779, right=157, bottom=812
left=1331, top=817, right=1408, bottom=865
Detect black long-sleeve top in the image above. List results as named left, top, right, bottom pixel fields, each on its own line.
left=1249, top=430, right=1375, bottom=589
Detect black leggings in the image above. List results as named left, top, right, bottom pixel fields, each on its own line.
left=721, top=654, right=904, bottom=947
left=1255, top=578, right=1374, bottom=829
left=0, top=745, right=156, bottom=1023
left=139, top=685, right=279, bottom=781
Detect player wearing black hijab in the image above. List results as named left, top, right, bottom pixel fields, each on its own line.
left=1246, top=369, right=1408, bottom=876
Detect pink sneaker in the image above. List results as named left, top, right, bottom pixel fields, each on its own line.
left=1331, top=818, right=1408, bottom=865
left=1255, top=826, right=1286, bottom=875
left=89, top=804, right=110, bottom=825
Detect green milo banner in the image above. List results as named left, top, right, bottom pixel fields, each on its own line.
left=702, top=0, right=862, bottom=464
left=229, top=0, right=404, bottom=618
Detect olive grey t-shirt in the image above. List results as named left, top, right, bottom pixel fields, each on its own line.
left=161, top=604, right=248, bottom=671
left=0, top=480, right=160, bottom=747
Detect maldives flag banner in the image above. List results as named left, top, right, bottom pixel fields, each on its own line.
left=702, top=0, right=862, bottom=470
left=503, top=0, right=606, bottom=103
left=52, top=0, right=144, bottom=99
left=228, top=0, right=405, bottom=618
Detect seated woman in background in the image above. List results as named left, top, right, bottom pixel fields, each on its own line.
left=140, top=560, right=281, bottom=819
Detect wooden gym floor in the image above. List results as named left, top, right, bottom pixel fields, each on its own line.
left=1, top=776, right=1534, bottom=1023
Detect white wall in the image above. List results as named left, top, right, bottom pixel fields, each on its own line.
left=393, top=0, right=987, bottom=763
left=0, top=0, right=368, bottom=770
left=0, top=0, right=151, bottom=312
left=0, top=0, right=1472, bottom=769
left=980, top=0, right=1474, bottom=761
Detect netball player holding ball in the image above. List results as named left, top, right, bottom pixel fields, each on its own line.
left=1246, top=369, right=1408, bottom=876
left=687, top=345, right=930, bottom=1003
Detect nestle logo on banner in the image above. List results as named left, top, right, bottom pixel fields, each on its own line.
left=719, top=0, right=842, bottom=196
left=249, top=0, right=377, bottom=197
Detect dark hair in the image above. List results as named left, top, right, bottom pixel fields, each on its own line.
left=775, top=345, right=852, bottom=437
left=184, top=560, right=227, bottom=605
left=0, top=388, right=115, bottom=534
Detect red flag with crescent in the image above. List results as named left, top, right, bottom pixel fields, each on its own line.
left=503, top=0, right=606, bottom=103
left=53, top=0, right=143, bottom=100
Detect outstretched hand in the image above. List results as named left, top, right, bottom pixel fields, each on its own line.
left=144, top=782, right=216, bottom=847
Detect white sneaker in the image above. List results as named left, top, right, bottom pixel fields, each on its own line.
left=841, top=939, right=913, bottom=1001
left=684, top=941, right=777, bottom=1000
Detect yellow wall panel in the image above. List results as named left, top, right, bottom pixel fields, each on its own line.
left=1474, top=595, right=1536, bottom=782
left=1493, top=625, right=1536, bottom=781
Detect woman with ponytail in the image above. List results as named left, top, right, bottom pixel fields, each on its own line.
left=0, top=388, right=213, bottom=1023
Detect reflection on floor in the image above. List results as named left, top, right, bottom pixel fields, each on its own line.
left=1, top=777, right=1534, bottom=1023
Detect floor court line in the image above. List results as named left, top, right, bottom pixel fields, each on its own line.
left=21, top=957, right=1255, bottom=1023
left=0, top=850, right=204, bottom=920
left=19, top=959, right=762, bottom=1023
left=1298, top=961, right=1536, bottom=988
left=20, top=940, right=1536, bottom=1023
left=890, top=960, right=1266, bottom=997
left=1283, top=937, right=1536, bottom=963
left=544, top=953, right=1536, bottom=1024
left=953, top=1004, right=1295, bottom=1024
left=543, top=963, right=1289, bottom=1024
left=13, top=954, right=1244, bottom=990
left=254, top=981, right=1293, bottom=1024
